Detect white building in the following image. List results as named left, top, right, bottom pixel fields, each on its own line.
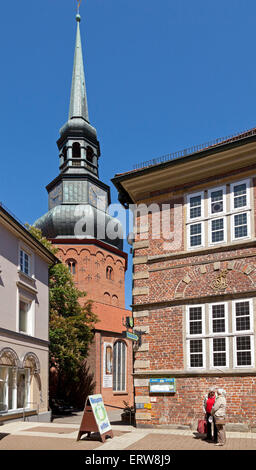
left=0, top=204, right=57, bottom=422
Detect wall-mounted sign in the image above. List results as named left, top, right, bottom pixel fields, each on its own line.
left=123, top=331, right=139, bottom=342
left=149, top=378, right=176, bottom=394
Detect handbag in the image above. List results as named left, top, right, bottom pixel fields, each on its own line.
left=197, top=418, right=207, bottom=434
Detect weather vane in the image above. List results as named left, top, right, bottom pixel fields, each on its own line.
left=77, top=0, right=81, bottom=14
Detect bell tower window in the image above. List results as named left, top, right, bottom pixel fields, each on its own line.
left=72, top=142, right=81, bottom=159
left=86, top=147, right=94, bottom=163
left=66, top=259, right=76, bottom=275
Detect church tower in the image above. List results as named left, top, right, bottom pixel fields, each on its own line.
left=34, top=12, right=133, bottom=408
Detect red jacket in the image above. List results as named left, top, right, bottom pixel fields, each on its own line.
left=206, top=396, right=215, bottom=413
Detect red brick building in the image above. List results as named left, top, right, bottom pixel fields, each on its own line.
left=35, top=14, right=133, bottom=410
left=113, top=128, right=256, bottom=430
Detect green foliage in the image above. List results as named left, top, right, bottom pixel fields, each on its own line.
left=25, top=224, right=59, bottom=255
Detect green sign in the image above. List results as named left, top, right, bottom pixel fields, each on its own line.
left=88, top=395, right=112, bottom=434
left=124, top=331, right=139, bottom=341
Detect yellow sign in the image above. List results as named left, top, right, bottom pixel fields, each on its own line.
left=144, top=403, right=152, bottom=410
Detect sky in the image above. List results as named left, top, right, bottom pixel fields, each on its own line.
left=1, top=0, right=256, bottom=308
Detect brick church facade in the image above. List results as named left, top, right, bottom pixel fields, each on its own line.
left=35, top=14, right=133, bottom=410
left=113, top=128, right=256, bottom=429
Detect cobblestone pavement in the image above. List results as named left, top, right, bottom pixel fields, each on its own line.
left=1, top=420, right=256, bottom=451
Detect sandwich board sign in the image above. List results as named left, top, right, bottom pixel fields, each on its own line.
left=77, top=394, right=113, bottom=442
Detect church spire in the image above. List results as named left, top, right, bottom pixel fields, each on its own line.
left=69, top=13, right=89, bottom=122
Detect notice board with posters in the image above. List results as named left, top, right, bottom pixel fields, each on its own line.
left=77, top=394, right=113, bottom=442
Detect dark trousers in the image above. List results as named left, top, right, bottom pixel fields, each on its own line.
left=206, top=412, right=217, bottom=441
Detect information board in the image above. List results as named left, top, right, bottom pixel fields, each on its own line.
left=149, top=378, right=176, bottom=393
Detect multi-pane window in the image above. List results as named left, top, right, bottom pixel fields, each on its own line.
left=211, top=218, right=225, bottom=243
left=233, top=182, right=247, bottom=209
left=187, top=306, right=205, bottom=369
left=210, top=188, right=224, bottom=214
left=187, top=179, right=251, bottom=250
left=189, top=340, right=204, bottom=368
left=20, top=249, right=31, bottom=276
left=190, top=195, right=202, bottom=219
left=189, top=306, right=203, bottom=335
left=233, top=213, right=248, bottom=239
left=212, top=338, right=227, bottom=367
left=235, top=301, right=251, bottom=331
left=236, top=336, right=252, bottom=366
left=190, top=223, right=202, bottom=247
left=186, top=300, right=254, bottom=370
left=211, top=303, right=226, bottom=333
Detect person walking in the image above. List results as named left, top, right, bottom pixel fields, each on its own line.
left=211, top=388, right=227, bottom=446
left=203, top=387, right=217, bottom=442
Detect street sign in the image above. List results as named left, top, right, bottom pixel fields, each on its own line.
left=123, top=331, right=139, bottom=341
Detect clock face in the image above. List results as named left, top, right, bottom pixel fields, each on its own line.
left=89, top=184, right=107, bottom=211
left=49, top=184, right=62, bottom=209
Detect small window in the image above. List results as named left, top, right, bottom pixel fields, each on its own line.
left=67, top=259, right=76, bottom=275
left=20, top=249, right=31, bottom=276
left=104, top=292, right=111, bottom=304
left=106, top=266, right=113, bottom=280
left=72, top=142, right=81, bottom=159
left=112, top=295, right=119, bottom=306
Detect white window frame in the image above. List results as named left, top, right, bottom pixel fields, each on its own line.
left=209, top=302, right=228, bottom=336
left=232, top=299, right=254, bottom=369
left=208, top=185, right=226, bottom=217
left=210, top=336, right=229, bottom=369
left=186, top=338, right=206, bottom=370
left=187, top=221, right=205, bottom=250
left=18, top=243, right=34, bottom=279
left=186, top=304, right=206, bottom=337
left=208, top=216, right=227, bottom=246
left=230, top=178, right=250, bottom=212
left=186, top=305, right=206, bottom=370
left=231, top=211, right=251, bottom=241
left=233, top=334, right=254, bottom=369
left=18, top=295, right=35, bottom=336
left=186, top=191, right=204, bottom=222
left=232, top=299, right=253, bottom=335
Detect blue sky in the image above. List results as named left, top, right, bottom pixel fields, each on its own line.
left=1, top=0, right=256, bottom=308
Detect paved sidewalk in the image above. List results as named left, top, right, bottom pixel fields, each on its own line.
left=1, top=419, right=256, bottom=450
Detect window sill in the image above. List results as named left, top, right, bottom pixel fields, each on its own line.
left=0, top=409, right=37, bottom=422
left=113, top=392, right=128, bottom=396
